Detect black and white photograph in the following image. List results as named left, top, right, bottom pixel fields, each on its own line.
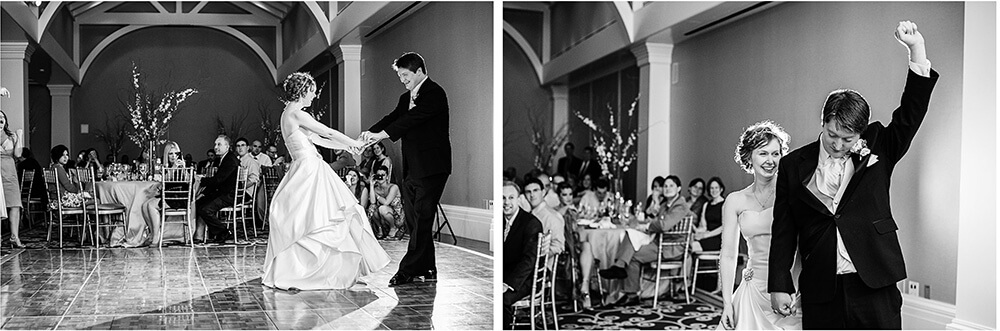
left=1, top=1, right=493, bottom=330
left=503, top=2, right=994, bottom=330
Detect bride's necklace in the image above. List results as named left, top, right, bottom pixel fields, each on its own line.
left=752, top=184, right=775, bottom=209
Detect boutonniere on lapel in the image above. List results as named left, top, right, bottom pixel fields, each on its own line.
left=850, top=139, right=878, bottom=167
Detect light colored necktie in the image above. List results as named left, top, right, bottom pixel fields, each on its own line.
left=819, top=157, right=845, bottom=198
left=408, top=93, right=417, bottom=109
left=503, top=218, right=512, bottom=242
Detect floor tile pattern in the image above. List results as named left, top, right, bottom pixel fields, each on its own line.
left=1, top=240, right=493, bottom=330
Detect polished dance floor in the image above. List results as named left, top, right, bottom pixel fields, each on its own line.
left=0, top=240, right=494, bottom=330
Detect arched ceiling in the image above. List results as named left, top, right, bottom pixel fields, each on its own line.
left=1, top=1, right=420, bottom=85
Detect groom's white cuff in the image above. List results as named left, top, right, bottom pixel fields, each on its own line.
left=909, top=59, right=931, bottom=77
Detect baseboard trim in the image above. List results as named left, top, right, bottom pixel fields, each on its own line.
left=902, top=294, right=956, bottom=329
left=947, top=318, right=995, bottom=330
left=438, top=204, right=492, bottom=244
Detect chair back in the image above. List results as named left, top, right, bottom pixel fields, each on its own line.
left=528, top=232, right=551, bottom=302
left=20, top=169, right=34, bottom=201
left=42, top=168, right=65, bottom=213
left=261, top=166, right=283, bottom=201
left=160, top=167, right=196, bottom=211
left=659, top=214, right=696, bottom=251
left=205, top=166, right=218, bottom=178
left=230, top=166, right=250, bottom=209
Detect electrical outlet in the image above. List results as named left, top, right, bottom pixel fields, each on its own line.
left=907, top=280, right=920, bottom=296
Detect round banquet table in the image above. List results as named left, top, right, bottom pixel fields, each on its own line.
left=578, top=222, right=672, bottom=304
left=96, top=181, right=188, bottom=247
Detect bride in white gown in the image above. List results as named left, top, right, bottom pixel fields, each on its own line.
left=719, top=120, right=801, bottom=330
left=263, top=72, right=390, bottom=290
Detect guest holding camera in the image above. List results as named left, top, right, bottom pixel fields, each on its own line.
left=368, top=166, right=403, bottom=240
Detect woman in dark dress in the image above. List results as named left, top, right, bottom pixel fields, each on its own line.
left=695, top=177, right=726, bottom=291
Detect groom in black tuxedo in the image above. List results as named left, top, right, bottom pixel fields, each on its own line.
left=364, top=52, right=451, bottom=286
left=768, top=21, right=937, bottom=329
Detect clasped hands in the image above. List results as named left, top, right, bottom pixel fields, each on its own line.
left=336, top=131, right=389, bottom=155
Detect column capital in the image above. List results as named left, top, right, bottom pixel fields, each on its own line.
left=0, top=42, right=34, bottom=61
left=631, top=42, right=673, bottom=67
left=48, top=84, right=74, bottom=97
left=332, top=44, right=362, bottom=64
left=549, top=84, right=568, bottom=101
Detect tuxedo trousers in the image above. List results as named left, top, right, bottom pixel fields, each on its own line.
left=801, top=272, right=902, bottom=329
left=397, top=173, right=449, bottom=275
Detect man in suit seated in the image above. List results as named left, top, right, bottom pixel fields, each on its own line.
left=599, top=175, right=695, bottom=306
left=197, top=149, right=218, bottom=174
left=196, top=135, right=240, bottom=244
left=502, top=181, right=543, bottom=328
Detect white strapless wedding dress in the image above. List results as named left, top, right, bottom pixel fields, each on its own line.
left=262, top=128, right=390, bottom=290
left=722, top=207, right=802, bottom=330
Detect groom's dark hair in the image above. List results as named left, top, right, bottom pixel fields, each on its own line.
left=393, top=52, right=426, bottom=74
left=822, top=89, right=870, bottom=134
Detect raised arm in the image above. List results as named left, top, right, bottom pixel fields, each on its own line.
left=718, top=193, right=742, bottom=329
left=882, top=20, right=939, bottom=163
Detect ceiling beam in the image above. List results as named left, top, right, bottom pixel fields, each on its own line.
left=248, top=1, right=281, bottom=19
left=149, top=1, right=169, bottom=14
left=503, top=2, right=548, bottom=12
left=1, top=2, right=41, bottom=41
left=190, top=1, right=208, bottom=14
left=231, top=2, right=280, bottom=21
left=75, top=2, right=119, bottom=21
left=77, top=12, right=279, bottom=26
left=69, top=1, right=102, bottom=17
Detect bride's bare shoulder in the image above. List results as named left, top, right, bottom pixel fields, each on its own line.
left=725, top=188, right=753, bottom=210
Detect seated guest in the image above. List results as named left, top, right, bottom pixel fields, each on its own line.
left=574, top=173, right=594, bottom=198
left=551, top=174, right=566, bottom=186
left=85, top=148, right=106, bottom=177
left=598, top=175, right=694, bottom=306
left=72, top=150, right=87, bottom=168
left=183, top=154, right=194, bottom=167
left=644, top=176, right=666, bottom=217
left=578, top=177, right=612, bottom=211
left=686, top=178, right=708, bottom=214
left=694, top=177, right=725, bottom=291
left=120, top=154, right=130, bottom=166
left=266, top=145, right=285, bottom=166
left=524, top=177, right=564, bottom=256
left=103, top=154, right=115, bottom=167
left=502, top=181, right=543, bottom=328
left=197, top=149, right=217, bottom=174
left=503, top=166, right=520, bottom=188
left=329, top=149, right=356, bottom=175
left=234, top=137, right=262, bottom=191
left=196, top=135, right=239, bottom=243
left=47, top=145, right=84, bottom=209
left=538, top=172, right=560, bottom=208
left=249, top=140, right=272, bottom=167
left=369, top=142, right=393, bottom=182
left=368, top=166, right=402, bottom=240
left=554, top=182, right=577, bottom=217
left=357, top=146, right=376, bottom=178
left=343, top=167, right=369, bottom=210
left=141, top=141, right=188, bottom=246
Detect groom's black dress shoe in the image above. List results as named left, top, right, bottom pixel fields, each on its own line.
left=614, top=294, right=641, bottom=307
left=415, top=269, right=437, bottom=282
left=389, top=273, right=415, bottom=287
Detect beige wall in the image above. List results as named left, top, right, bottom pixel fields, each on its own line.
left=361, top=2, right=493, bottom=209
left=670, top=2, right=965, bottom=303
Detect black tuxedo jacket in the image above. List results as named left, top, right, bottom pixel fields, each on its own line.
left=503, top=208, right=543, bottom=295
left=769, top=69, right=939, bottom=303
left=577, top=159, right=601, bottom=180
left=200, top=151, right=239, bottom=201
left=369, top=78, right=451, bottom=180
left=557, top=155, right=581, bottom=178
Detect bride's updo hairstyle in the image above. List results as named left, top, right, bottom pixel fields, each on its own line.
left=734, top=120, right=790, bottom=174
left=280, top=72, right=316, bottom=103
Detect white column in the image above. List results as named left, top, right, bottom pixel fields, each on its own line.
left=333, top=44, right=362, bottom=138
left=631, top=42, right=673, bottom=200
left=48, top=84, right=74, bottom=149
left=948, top=2, right=996, bottom=330
left=550, top=84, right=569, bottom=168
left=1, top=42, right=34, bottom=146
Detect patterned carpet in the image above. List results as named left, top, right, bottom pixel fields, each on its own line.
left=553, top=300, right=722, bottom=330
